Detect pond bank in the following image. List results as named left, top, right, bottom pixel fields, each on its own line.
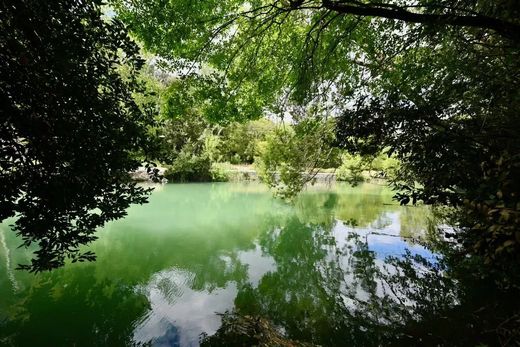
left=131, top=164, right=383, bottom=184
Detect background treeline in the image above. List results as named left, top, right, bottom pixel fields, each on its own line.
left=138, top=63, right=400, bottom=187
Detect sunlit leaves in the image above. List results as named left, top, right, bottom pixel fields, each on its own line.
left=257, top=117, right=337, bottom=200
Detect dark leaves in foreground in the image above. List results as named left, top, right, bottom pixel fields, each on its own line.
left=0, top=0, right=156, bottom=271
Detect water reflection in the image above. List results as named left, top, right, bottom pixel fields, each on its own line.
left=134, top=269, right=237, bottom=347
left=0, top=183, right=445, bottom=346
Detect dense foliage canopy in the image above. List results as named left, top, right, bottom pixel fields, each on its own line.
left=114, top=0, right=520, bottom=262
left=0, top=0, right=156, bottom=271
left=2, top=0, right=519, bottom=269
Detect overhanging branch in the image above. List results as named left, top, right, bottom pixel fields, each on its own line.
left=320, top=0, right=520, bottom=41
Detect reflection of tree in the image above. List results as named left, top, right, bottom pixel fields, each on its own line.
left=293, top=184, right=401, bottom=231
left=223, top=219, right=520, bottom=346
left=398, top=205, right=434, bottom=242
left=294, top=193, right=338, bottom=229
left=232, top=217, right=385, bottom=346
left=200, top=311, right=313, bottom=347
left=191, top=187, right=456, bottom=346
left=0, top=266, right=150, bottom=346
left=349, top=237, right=520, bottom=346
left=330, top=184, right=396, bottom=228
left=6, top=183, right=501, bottom=346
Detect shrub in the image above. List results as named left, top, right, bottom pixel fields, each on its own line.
left=210, top=162, right=231, bottom=182
left=336, top=151, right=401, bottom=184
left=336, top=154, right=367, bottom=185
left=256, top=117, right=337, bottom=199
left=163, top=145, right=212, bottom=182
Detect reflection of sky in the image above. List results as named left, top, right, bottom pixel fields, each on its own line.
left=367, top=234, right=435, bottom=261
left=133, top=268, right=237, bottom=347
left=238, top=244, right=277, bottom=287
left=133, top=246, right=276, bottom=346
left=333, top=211, right=436, bottom=262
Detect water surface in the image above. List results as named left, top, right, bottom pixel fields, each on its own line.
left=0, top=182, right=440, bottom=346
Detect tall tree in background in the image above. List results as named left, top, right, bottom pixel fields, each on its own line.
left=113, top=0, right=519, bottom=262
left=0, top=0, right=156, bottom=271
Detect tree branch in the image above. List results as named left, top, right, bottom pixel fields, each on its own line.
left=320, top=0, right=520, bottom=41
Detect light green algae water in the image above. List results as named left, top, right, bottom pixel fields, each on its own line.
left=0, top=182, right=438, bottom=346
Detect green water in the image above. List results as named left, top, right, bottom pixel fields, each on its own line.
left=0, top=182, right=439, bottom=346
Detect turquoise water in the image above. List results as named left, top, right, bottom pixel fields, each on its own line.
left=0, top=182, right=440, bottom=346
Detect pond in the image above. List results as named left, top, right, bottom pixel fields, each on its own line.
left=0, top=182, right=448, bottom=346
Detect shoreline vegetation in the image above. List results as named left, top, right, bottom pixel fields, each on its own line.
left=129, top=115, right=399, bottom=190
left=130, top=163, right=388, bottom=185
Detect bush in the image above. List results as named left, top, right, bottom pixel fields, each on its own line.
left=256, top=118, right=337, bottom=199
left=219, top=119, right=276, bottom=164
left=336, top=154, right=367, bottom=185
left=210, top=162, right=231, bottom=182
left=380, top=155, right=400, bottom=180
left=336, top=151, right=401, bottom=184
left=163, top=145, right=212, bottom=182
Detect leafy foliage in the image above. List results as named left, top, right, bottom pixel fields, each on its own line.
left=336, top=24, right=520, bottom=262
left=257, top=117, right=338, bottom=199
left=336, top=151, right=400, bottom=184
left=157, top=100, right=224, bottom=182
left=219, top=119, right=276, bottom=164
left=113, top=0, right=520, bottom=261
left=0, top=0, right=156, bottom=271
left=336, top=153, right=369, bottom=185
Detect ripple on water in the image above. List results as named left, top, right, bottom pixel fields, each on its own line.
left=132, top=268, right=237, bottom=346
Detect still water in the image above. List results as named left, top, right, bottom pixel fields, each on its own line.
left=0, top=182, right=442, bottom=346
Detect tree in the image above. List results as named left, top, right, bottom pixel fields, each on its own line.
left=334, top=14, right=520, bottom=263
left=0, top=0, right=157, bottom=271
left=219, top=119, right=276, bottom=164
left=112, top=0, right=519, bottom=111
left=113, top=0, right=520, bottom=262
left=257, top=116, right=338, bottom=199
